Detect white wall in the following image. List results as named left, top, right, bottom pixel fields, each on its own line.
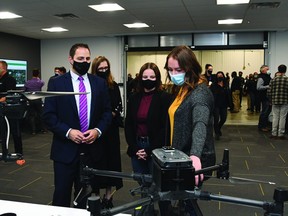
left=41, top=37, right=123, bottom=91
left=267, top=31, right=288, bottom=76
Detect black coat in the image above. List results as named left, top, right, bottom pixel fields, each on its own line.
left=100, top=81, right=123, bottom=189
left=125, top=90, right=172, bottom=157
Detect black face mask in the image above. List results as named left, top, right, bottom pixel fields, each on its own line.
left=97, top=68, right=110, bottom=79
left=142, top=79, right=156, bottom=90
left=207, top=70, right=213, bottom=75
left=217, top=77, right=225, bottom=82
left=73, top=61, right=90, bottom=75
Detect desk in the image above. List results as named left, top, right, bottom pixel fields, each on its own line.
left=0, top=200, right=130, bottom=216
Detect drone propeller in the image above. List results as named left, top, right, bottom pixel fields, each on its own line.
left=207, top=175, right=276, bottom=185
left=0, top=90, right=89, bottom=100
left=22, top=91, right=89, bottom=100
left=228, top=176, right=276, bottom=185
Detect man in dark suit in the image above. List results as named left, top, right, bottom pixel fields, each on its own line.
left=43, top=43, right=112, bottom=208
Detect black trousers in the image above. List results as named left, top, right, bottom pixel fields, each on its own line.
left=0, top=115, right=23, bottom=154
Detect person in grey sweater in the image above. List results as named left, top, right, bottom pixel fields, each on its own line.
left=163, top=45, right=216, bottom=215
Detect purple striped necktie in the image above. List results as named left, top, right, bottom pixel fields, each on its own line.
left=78, top=76, right=88, bottom=132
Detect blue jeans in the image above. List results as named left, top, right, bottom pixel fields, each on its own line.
left=131, top=138, right=152, bottom=175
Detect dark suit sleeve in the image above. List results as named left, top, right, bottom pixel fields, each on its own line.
left=42, top=77, right=71, bottom=139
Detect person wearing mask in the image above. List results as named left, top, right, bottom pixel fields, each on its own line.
left=230, top=71, right=242, bottom=113
left=257, top=65, right=271, bottom=132
left=164, top=46, right=215, bottom=215
left=91, top=56, right=123, bottom=209
left=42, top=43, right=112, bottom=208
left=125, top=62, right=171, bottom=174
left=210, top=71, right=230, bottom=140
left=125, top=62, right=171, bottom=215
left=204, top=64, right=216, bottom=86
left=267, top=64, right=288, bottom=139
left=24, top=69, right=45, bottom=134
left=0, top=60, right=23, bottom=155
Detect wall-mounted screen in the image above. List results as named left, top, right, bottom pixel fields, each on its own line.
left=0, top=58, right=27, bottom=87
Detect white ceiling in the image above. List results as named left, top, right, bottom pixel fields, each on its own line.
left=0, top=0, right=287, bottom=40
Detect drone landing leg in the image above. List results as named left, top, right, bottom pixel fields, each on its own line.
left=190, top=199, right=204, bottom=216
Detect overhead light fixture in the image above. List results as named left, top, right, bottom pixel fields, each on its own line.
left=0, top=11, right=22, bottom=19
left=89, top=3, right=124, bottom=12
left=42, top=27, right=68, bottom=32
left=124, top=23, right=149, bottom=28
left=217, top=0, right=250, bottom=5
left=218, top=19, right=243, bottom=24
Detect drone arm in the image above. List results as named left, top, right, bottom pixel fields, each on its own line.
left=83, top=167, right=153, bottom=185
left=101, top=196, right=156, bottom=216
left=192, top=189, right=286, bottom=215
left=194, top=149, right=230, bottom=179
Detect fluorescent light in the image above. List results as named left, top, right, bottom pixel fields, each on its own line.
left=42, top=27, right=68, bottom=32
left=217, top=0, right=250, bottom=5
left=0, top=12, right=22, bottom=19
left=89, top=3, right=124, bottom=12
left=218, top=19, right=243, bottom=24
left=124, top=23, right=149, bottom=28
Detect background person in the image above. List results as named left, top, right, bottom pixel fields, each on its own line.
left=257, top=65, right=271, bottom=132
left=210, top=71, right=230, bottom=140
left=164, top=45, right=215, bottom=215
left=24, top=69, right=45, bottom=134
left=230, top=71, right=242, bottom=113
left=0, top=60, right=23, bottom=155
left=267, top=64, right=288, bottom=139
left=91, top=56, right=123, bottom=209
left=43, top=43, right=112, bottom=208
left=204, top=63, right=216, bottom=86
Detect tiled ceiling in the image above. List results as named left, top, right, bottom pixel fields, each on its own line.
left=0, top=0, right=287, bottom=39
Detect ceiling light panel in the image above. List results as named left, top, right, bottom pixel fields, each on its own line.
left=124, top=23, right=149, bottom=28
left=42, top=27, right=68, bottom=32
left=0, top=12, right=22, bottom=19
left=217, top=0, right=250, bottom=5
left=89, top=3, right=125, bottom=12
left=218, top=19, right=243, bottom=24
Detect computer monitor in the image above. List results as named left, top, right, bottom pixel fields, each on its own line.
left=0, top=58, right=27, bottom=87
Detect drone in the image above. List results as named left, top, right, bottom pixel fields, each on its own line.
left=0, top=90, right=87, bottom=164
left=76, top=147, right=288, bottom=216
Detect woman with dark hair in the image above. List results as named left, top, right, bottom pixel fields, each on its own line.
left=91, top=56, right=123, bottom=209
left=125, top=62, right=171, bottom=174
left=210, top=71, right=230, bottom=140
left=164, top=45, right=215, bottom=215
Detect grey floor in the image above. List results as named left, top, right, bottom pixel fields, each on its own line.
left=1, top=99, right=288, bottom=215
